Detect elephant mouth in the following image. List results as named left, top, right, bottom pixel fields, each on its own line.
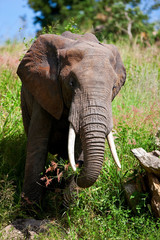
left=68, top=123, right=121, bottom=172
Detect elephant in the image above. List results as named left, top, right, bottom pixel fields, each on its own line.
left=17, top=31, right=126, bottom=207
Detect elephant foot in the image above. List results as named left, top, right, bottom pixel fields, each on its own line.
left=21, top=193, right=43, bottom=218
left=21, top=180, right=46, bottom=217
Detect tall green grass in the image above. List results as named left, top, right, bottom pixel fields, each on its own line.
left=0, top=45, right=26, bottom=225
left=0, top=41, right=160, bottom=239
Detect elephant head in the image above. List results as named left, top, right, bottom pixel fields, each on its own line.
left=17, top=31, right=126, bottom=191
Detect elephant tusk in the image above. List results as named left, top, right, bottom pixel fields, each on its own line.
left=107, top=131, right=121, bottom=169
left=68, top=124, right=76, bottom=172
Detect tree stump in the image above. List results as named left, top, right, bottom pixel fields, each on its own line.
left=131, top=147, right=160, bottom=217
left=131, top=148, right=160, bottom=177
left=147, top=173, right=160, bottom=218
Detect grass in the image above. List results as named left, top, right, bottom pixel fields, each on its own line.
left=0, top=39, right=160, bottom=239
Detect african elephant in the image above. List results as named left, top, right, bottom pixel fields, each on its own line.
left=17, top=31, right=126, bottom=206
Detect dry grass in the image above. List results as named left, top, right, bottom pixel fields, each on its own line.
left=0, top=43, right=24, bottom=74
left=113, top=43, right=160, bottom=136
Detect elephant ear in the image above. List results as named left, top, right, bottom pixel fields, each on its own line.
left=103, top=44, right=126, bottom=101
left=17, top=34, right=66, bottom=119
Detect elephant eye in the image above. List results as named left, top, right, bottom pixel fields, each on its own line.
left=69, top=77, right=75, bottom=88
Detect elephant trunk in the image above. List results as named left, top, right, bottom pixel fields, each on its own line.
left=64, top=123, right=105, bottom=207
left=68, top=99, right=121, bottom=189
left=76, top=124, right=106, bottom=188
left=69, top=106, right=108, bottom=188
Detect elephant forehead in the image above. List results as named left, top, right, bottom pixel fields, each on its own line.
left=72, top=57, right=113, bottom=80
left=60, top=54, right=110, bottom=78
left=68, top=44, right=111, bottom=57
left=61, top=39, right=113, bottom=56
left=59, top=42, right=117, bottom=78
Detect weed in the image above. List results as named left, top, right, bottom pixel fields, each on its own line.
left=64, top=18, right=80, bottom=33
left=39, top=18, right=80, bottom=36
left=0, top=175, right=21, bottom=228
left=0, top=38, right=160, bottom=239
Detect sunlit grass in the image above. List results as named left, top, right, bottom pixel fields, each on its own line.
left=0, top=41, right=160, bottom=238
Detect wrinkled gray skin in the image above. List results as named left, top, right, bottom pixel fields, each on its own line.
left=17, top=31, right=126, bottom=206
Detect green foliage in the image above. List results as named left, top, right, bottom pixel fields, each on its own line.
left=0, top=54, right=26, bottom=227
left=94, top=2, right=154, bottom=42
left=64, top=18, right=80, bottom=33
left=40, top=18, right=80, bottom=36
left=0, top=176, right=21, bottom=227
left=0, top=39, right=160, bottom=238
left=40, top=21, right=61, bottom=35
left=27, top=0, right=159, bottom=42
left=23, top=36, right=36, bottom=51
left=0, top=70, right=23, bottom=138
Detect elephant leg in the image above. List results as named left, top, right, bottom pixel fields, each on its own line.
left=22, top=100, right=52, bottom=203
left=21, top=85, right=34, bottom=136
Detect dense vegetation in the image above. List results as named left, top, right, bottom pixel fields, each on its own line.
left=0, top=32, right=160, bottom=238
left=27, top=0, right=160, bottom=42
